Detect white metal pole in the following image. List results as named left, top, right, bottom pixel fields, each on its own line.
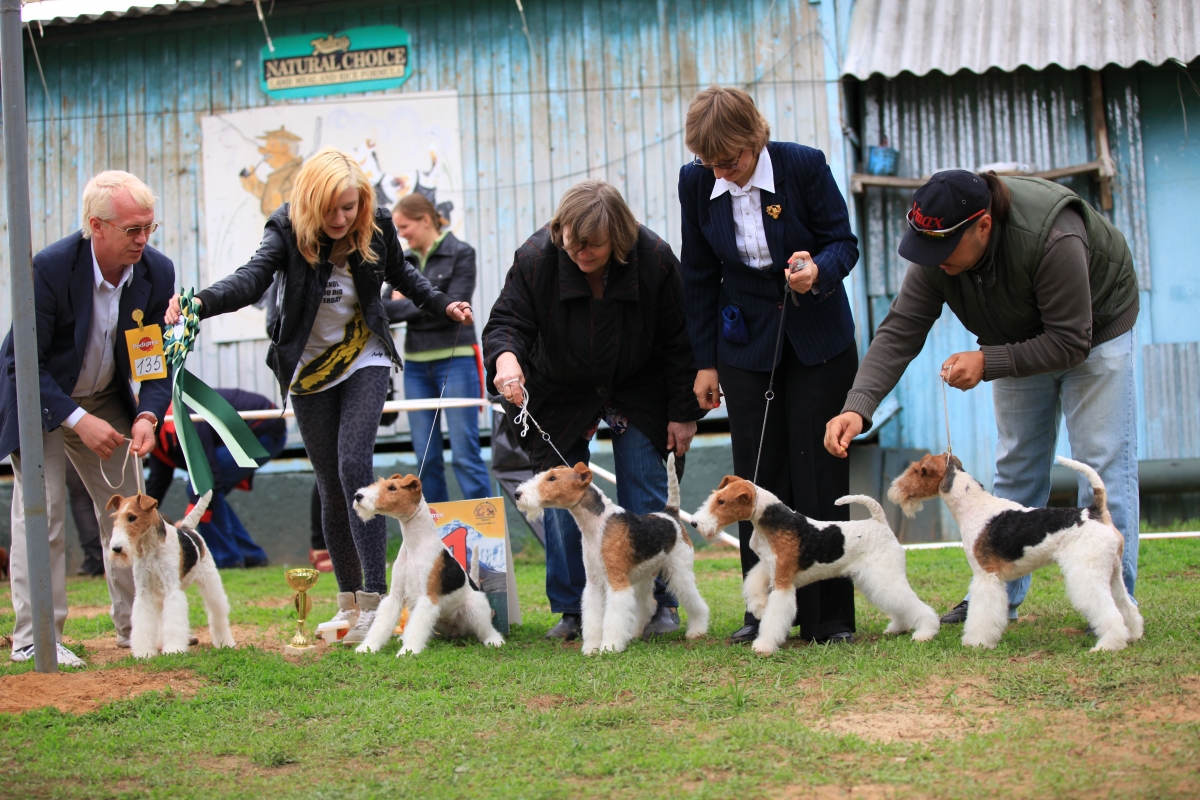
left=2, top=0, right=57, bottom=672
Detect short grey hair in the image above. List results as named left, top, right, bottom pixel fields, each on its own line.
left=81, top=171, right=156, bottom=239
left=549, top=179, right=639, bottom=264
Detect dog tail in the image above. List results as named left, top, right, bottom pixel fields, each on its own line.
left=665, top=451, right=680, bottom=516
left=180, top=490, right=214, bottom=530
left=1055, top=456, right=1113, bottom=527
left=835, top=494, right=889, bottom=528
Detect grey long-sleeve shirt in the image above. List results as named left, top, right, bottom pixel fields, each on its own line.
left=843, top=207, right=1133, bottom=428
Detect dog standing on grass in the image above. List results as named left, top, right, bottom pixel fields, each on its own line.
left=106, top=491, right=236, bottom=658
left=691, top=476, right=940, bottom=655
left=888, top=454, right=1143, bottom=652
left=514, top=453, right=709, bottom=655
left=352, top=474, right=504, bottom=656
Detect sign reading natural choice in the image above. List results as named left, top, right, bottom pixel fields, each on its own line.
left=261, top=25, right=411, bottom=99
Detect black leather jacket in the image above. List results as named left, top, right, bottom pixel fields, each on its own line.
left=196, top=204, right=450, bottom=399
left=385, top=231, right=479, bottom=353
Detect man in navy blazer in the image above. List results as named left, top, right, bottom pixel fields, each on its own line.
left=1, top=171, right=175, bottom=666
left=678, top=86, right=860, bottom=645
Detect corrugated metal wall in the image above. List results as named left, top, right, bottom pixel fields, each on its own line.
left=854, top=65, right=1156, bottom=531
left=2, top=0, right=835, bottom=431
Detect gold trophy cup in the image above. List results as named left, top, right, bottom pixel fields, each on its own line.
left=284, top=567, right=320, bottom=653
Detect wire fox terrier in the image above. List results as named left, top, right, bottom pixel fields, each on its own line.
left=514, top=453, right=709, bottom=655
left=888, top=454, right=1143, bottom=652
left=691, top=476, right=940, bottom=655
left=352, top=474, right=505, bottom=656
left=106, top=491, right=236, bottom=658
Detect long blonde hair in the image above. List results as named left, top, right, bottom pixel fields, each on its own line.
left=289, top=148, right=379, bottom=266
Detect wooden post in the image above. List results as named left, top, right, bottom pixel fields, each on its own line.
left=1090, top=70, right=1115, bottom=211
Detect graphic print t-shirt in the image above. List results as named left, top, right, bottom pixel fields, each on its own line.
left=290, top=264, right=393, bottom=396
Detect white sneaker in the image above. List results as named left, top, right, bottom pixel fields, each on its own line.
left=342, top=591, right=381, bottom=645
left=9, top=643, right=86, bottom=668
left=56, top=644, right=86, bottom=668
left=325, top=591, right=360, bottom=630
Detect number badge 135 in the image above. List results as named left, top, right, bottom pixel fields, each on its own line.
left=125, top=309, right=167, bottom=382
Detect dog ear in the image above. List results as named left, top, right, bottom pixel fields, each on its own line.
left=388, top=473, right=404, bottom=481
left=948, top=454, right=963, bottom=471
left=137, top=494, right=159, bottom=512
left=572, top=462, right=589, bottom=474
left=106, top=495, right=124, bottom=511
left=399, top=474, right=422, bottom=492
left=732, top=487, right=754, bottom=507
left=717, top=475, right=739, bottom=490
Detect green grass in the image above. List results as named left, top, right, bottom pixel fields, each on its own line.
left=1142, top=517, right=1200, bottom=533
left=1, top=539, right=1199, bottom=799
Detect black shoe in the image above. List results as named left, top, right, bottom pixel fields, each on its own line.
left=940, top=600, right=969, bottom=625
left=76, top=557, right=105, bottom=577
left=545, top=614, right=582, bottom=641
left=815, top=631, right=854, bottom=644
left=641, top=606, right=680, bottom=639
left=242, top=555, right=269, bottom=569
left=727, top=622, right=759, bottom=644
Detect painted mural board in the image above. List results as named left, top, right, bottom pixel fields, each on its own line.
left=199, top=91, right=463, bottom=342
left=427, top=496, right=521, bottom=634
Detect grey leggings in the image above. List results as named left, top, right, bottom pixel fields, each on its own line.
left=291, top=366, right=390, bottom=595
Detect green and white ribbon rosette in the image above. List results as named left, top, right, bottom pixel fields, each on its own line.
left=165, top=289, right=269, bottom=496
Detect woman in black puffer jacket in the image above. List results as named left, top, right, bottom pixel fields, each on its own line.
left=166, top=148, right=472, bottom=645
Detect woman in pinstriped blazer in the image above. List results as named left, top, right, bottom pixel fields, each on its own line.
left=677, top=86, right=861, bottom=645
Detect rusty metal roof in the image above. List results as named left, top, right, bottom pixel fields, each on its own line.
left=21, top=0, right=247, bottom=26
left=843, top=0, right=1200, bottom=79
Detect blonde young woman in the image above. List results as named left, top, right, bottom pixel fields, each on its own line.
left=166, top=148, right=472, bottom=644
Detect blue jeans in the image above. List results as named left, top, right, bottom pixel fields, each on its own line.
left=543, top=424, right=677, bottom=615
left=187, top=432, right=286, bottom=568
left=989, top=330, right=1140, bottom=615
left=404, top=356, right=492, bottom=503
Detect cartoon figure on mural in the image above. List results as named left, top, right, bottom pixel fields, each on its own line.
left=352, top=141, right=454, bottom=226
left=239, top=126, right=304, bottom=217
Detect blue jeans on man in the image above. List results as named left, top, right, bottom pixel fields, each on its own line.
left=186, top=432, right=287, bottom=568
left=404, top=355, right=492, bottom=503
left=989, top=330, right=1140, bottom=617
left=543, top=423, right=677, bottom=615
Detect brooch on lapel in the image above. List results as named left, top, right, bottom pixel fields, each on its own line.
left=766, top=204, right=782, bottom=219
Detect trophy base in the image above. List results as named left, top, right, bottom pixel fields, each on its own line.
left=284, top=643, right=318, bottom=653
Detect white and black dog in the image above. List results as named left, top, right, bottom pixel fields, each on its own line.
left=889, top=453, right=1143, bottom=651
left=691, top=476, right=940, bottom=655
left=352, top=474, right=504, bottom=656
left=106, top=491, right=236, bottom=658
left=514, top=453, right=709, bottom=654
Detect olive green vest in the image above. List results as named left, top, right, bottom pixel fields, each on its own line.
left=922, top=177, right=1138, bottom=347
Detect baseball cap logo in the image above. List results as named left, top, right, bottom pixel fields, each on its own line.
left=909, top=203, right=945, bottom=231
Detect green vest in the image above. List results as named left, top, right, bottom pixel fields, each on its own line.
left=922, top=177, right=1138, bottom=347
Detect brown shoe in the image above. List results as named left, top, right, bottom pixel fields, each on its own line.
left=545, top=614, right=581, bottom=641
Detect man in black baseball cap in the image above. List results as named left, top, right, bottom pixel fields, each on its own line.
left=824, top=169, right=1143, bottom=629
left=898, top=170, right=991, bottom=269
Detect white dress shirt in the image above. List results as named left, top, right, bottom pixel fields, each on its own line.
left=711, top=146, right=776, bottom=270
left=64, top=247, right=134, bottom=428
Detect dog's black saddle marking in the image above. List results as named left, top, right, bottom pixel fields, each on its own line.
left=981, top=507, right=1085, bottom=561
left=619, top=512, right=678, bottom=563
left=759, top=503, right=846, bottom=569
left=177, top=528, right=204, bottom=576
left=438, top=549, right=470, bottom=596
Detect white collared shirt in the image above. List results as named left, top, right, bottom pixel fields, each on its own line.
left=64, top=246, right=134, bottom=427
left=711, top=147, right=776, bottom=269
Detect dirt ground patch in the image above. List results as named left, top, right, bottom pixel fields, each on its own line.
left=526, top=693, right=570, bottom=710
left=0, top=666, right=203, bottom=714
left=66, top=604, right=112, bottom=620
left=1127, top=674, right=1200, bottom=725
left=778, top=785, right=915, bottom=800
left=805, top=677, right=1005, bottom=743
left=72, top=623, right=305, bottom=666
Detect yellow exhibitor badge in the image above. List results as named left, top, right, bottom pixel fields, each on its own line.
left=125, top=309, right=167, bottom=382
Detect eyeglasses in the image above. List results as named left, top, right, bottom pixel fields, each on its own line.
left=692, top=152, right=742, bottom=171
left=100, top=219, right=160, bottom=237
left=905, top=208, right=986, bottom=239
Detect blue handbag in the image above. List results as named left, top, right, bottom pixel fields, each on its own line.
left=721, top=305, right=750, bottom=344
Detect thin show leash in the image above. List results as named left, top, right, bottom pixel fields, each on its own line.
left=98, top=437, right=146, bottom=492
left=941, top=366, right=954, bottom=464
left=508, top=382, right=570, bottom=467
left=751, top=258, right=809, bottom=485
left=417, top=306, right=468, bottom=480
